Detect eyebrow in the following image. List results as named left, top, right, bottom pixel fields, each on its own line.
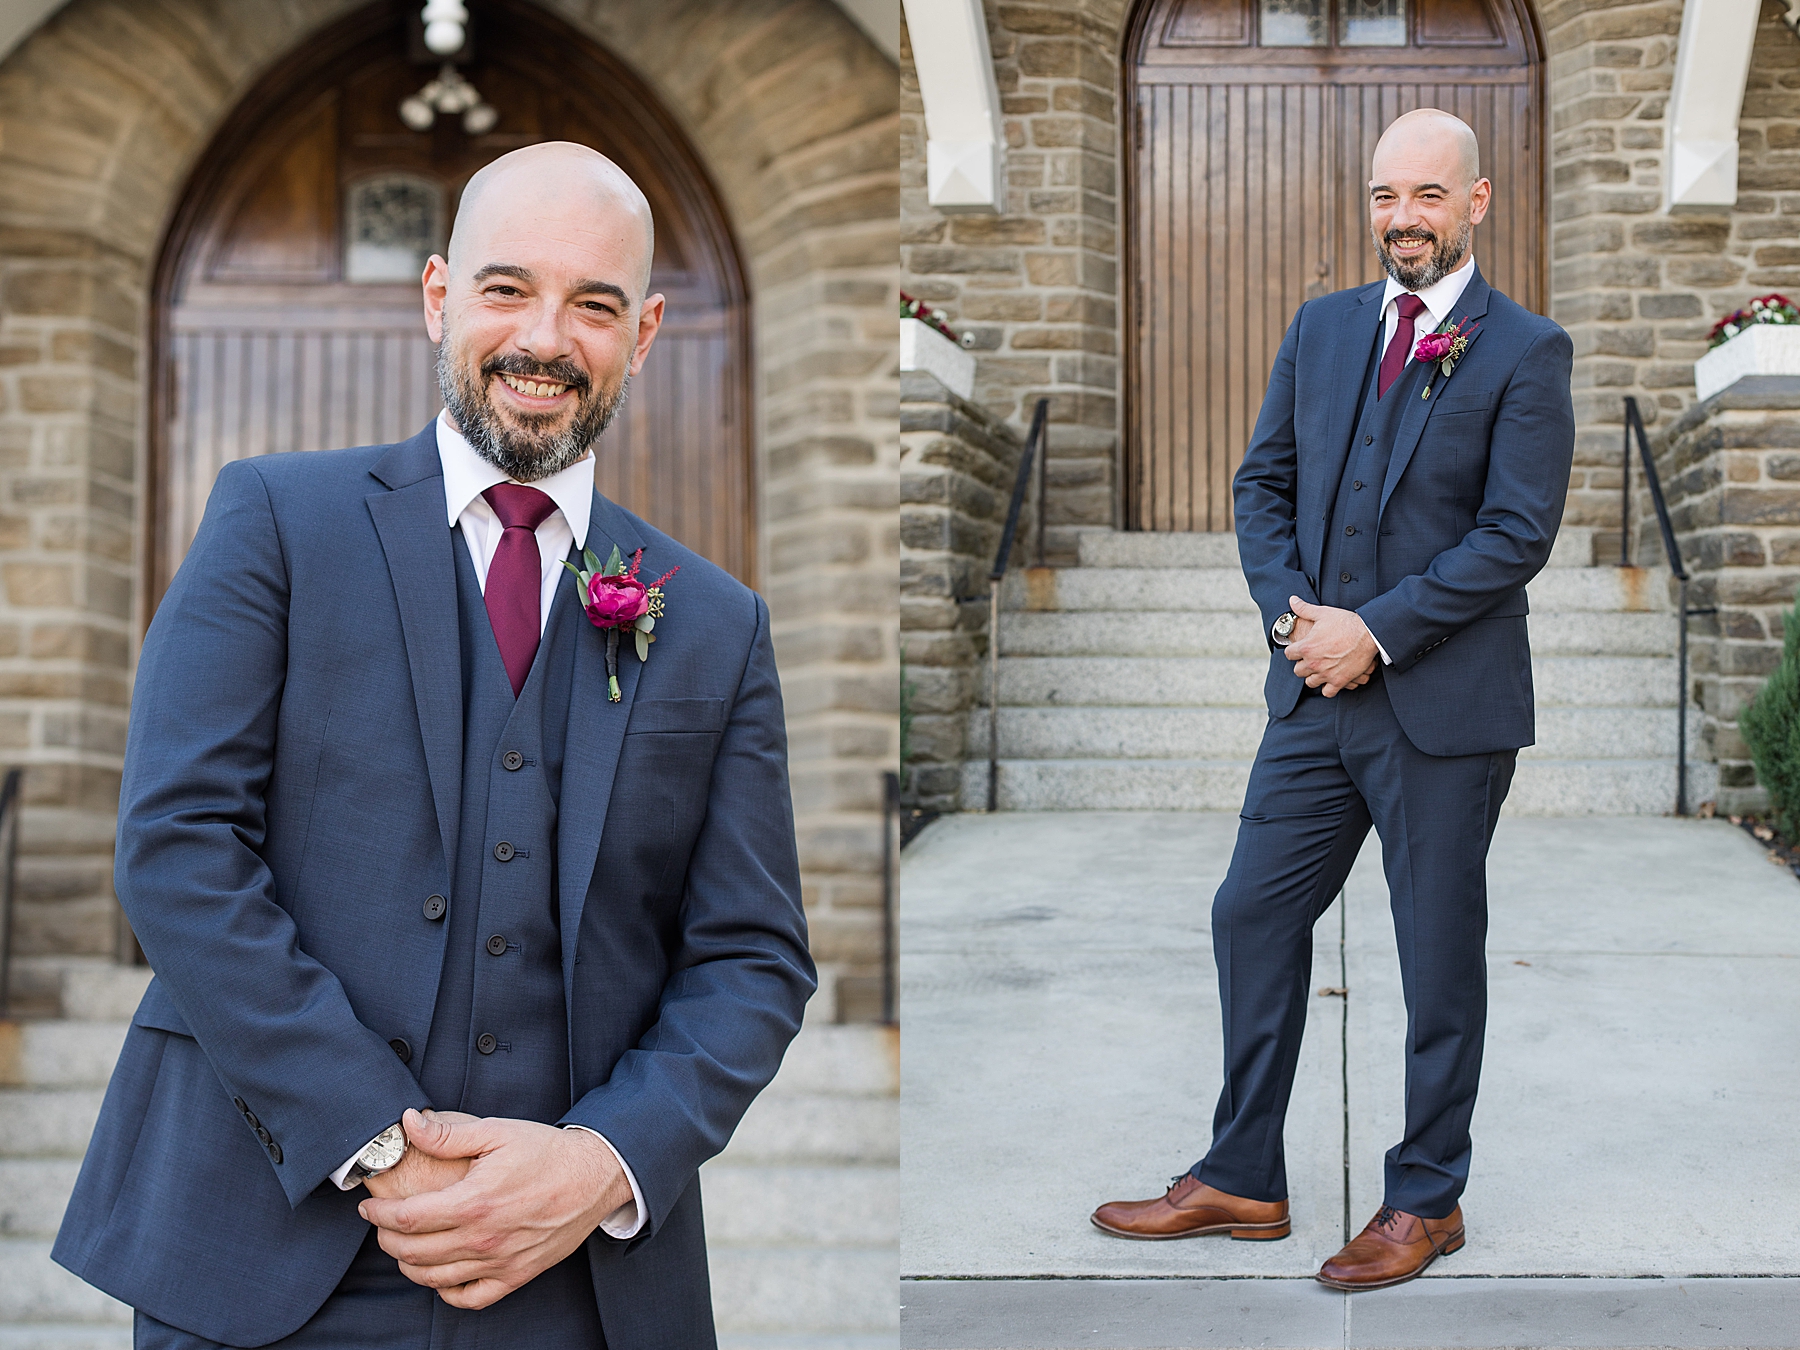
left=471, top=263, right=631, bottom=305
left=1369, top=182, right=1451, bottom=195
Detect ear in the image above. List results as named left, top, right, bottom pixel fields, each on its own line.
left=422, top=254, right=450, bottom=344
left=629, top=292, right=665, bottom=377
left=1467, top=178, right=1493, bottom=228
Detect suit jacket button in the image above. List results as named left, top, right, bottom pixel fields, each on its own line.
left=244, top=1110, right=260, bottom=1129
left=232, top=1097, right=248, bottom=1115
left=423, top=894, right=447, bottom=921
left=390, top=1038, right=412, bottom=1064
left=493, top=842, right=514, bottom=862
left=477, top=1033, right=497, bottom=1055
left=268, top=1142, right=282, bottom=1164
left=255, top=1125, right=272, bottom=1145
left=486, top=934, right=508, bottom=957
left=502, top=750, right=524, bottom=771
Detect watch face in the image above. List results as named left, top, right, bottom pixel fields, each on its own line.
left=1274, top=613, right=1296, bottom=639
left=361, top=1122, right=407, bottom=1173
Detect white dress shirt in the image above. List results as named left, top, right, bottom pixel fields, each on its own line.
left=1360, top=253, right=1478, bottom=665
left=330, top=412, right=646, bottom=1241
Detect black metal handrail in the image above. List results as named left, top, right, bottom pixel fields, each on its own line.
left=987, top=399, right=1050, bottom=812
left=1620, top=396, right=1714, bottom=816
left=880, top=769, right=899, bottom=1024
left=0, top=768, right=24, bottom=1015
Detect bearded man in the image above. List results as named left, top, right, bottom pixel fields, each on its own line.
left=1091, top=110, right=1574, bottom=1289
left=52, top=142, right=813, bottom=1348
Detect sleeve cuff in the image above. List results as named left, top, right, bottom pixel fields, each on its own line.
left=1368, top=627, right=1393, bottom=665
left=331, top=1128, right=390, bottom=1192
left=563, top=1124, right=646, bottom=1238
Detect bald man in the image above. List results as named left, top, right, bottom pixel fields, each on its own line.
left=54, top=142, right=813, bottom=1348
left=1091, top=111, right=1574, bottom=1289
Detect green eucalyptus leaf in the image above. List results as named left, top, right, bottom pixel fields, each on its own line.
left=635, top=614, right=655, bottom=633
left=603, top=544, right=624, bottom=576
left=635, top=629, right=649, bottom=662
left=583, top=547, right=604, bottom=575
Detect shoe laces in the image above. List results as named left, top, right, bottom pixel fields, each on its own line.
left=1373, top=1204, right=1401, bottom=1232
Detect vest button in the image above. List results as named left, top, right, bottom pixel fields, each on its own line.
left=1353, top=481, right=1364, bottom=490
left=477, top=1033, right=497, bottom=1055
left=423, top=894, right=447, bottom=921
left=1364, top=435, right=1373, bottom=445
left=1345, top=526, right=1356, bottom=536
left=486, top=934, right=508, bottom=957
left=494, top=841, right=515, bottom=862
left=502, top=750, right=524, bottom=771
left=1340, top=572, right=1352, bottom=583
left=390, top=1038, right=412, bottom=1064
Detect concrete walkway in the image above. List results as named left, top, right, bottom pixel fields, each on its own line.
left=899, top=813, right=1800, bottom=1347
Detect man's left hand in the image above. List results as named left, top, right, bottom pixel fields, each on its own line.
left=358, top=1108, right=632, bottom=1309
left=1285, top=596, right=1378, bottom=697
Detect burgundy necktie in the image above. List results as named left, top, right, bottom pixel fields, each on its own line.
left=481, top=483, right=558, bottom=697
left=1378, top=293, right=1428, bottom=399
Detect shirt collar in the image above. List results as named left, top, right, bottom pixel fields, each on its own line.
left=1382, top=251, right=1476, bottom=332
left=434, top=410, right=593, bottom=550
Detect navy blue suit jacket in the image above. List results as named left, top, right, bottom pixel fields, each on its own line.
left=52, top=425, right=815, bottom=1346
left=1233, top=266, right=1575, bottom=756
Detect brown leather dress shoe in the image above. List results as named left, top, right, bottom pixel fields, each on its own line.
left=1090, top=1174, right=1290, bottom=1240
left=1316, top=1204, right=1464, bottom=1290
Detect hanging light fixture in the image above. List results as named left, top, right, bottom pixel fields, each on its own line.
left=399, top=2, right=497, bottom=134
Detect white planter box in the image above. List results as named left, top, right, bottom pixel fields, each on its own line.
left=900, top=316, right=975, bottom=400
left=1693, top=323, right=1800, bottom=402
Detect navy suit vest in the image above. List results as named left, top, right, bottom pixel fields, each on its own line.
left=1320, top=323, right=1431, bottom=611
left=416, top=536, right=577, bottom=1122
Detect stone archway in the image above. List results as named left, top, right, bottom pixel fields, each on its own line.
left=0, top=0, right=897, bottom=1017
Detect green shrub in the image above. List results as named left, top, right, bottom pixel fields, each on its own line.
left=1740, top=595, right=1800, bottom=838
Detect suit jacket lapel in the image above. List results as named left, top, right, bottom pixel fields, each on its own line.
left=366, top=426, right=464, bottom=876
left=1302, top=283, right=1385, bottom=578
left=1379, top=267, right=1493, bottom=517
left=556, top=490, right=648, bottom=997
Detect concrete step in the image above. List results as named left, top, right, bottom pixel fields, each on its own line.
left=1525, top=611, right=1677, bottom=657
left=0, top=1242, right=130, bottom=1325
left=0, top=1329, right=132, bottom=1350
left=57, top=968, right=150, bottom=1025
left=724, top=1094, right=897, bottom=1167
left=700, top=1163, right=897, bottom=1247
left=0, top=1091, right=104, bottom=1159
left=707, top=1248, right=897, bottom=1335
left=966, top=706, right=1686, bottom=762
left=962, top=757, right=1705, bottom=815
left=718, top=1337, right=897, bottom=1350
left=0, top=1024, right=126, bottom=1091
left=1072, top=525, right=1598, bottom=570
left=761, top=1025, right=896, bottom=1098
left=0, top=1161, right=79, bottom=1239
left=989, top=655, right=1678, bottom=710
left=1005, top=562, right=1669, bottom=617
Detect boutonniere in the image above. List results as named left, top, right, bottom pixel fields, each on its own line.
left=1415, top=316, right=1478, bottom=399
left=562, top=545, right=679, bottom=702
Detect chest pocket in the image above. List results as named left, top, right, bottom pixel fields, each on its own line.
left=617, top=697, right=728, bottom=898
left=1428, top=392, right=1495, bottom=505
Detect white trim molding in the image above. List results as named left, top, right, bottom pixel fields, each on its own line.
left=1666, top=0, right=1763, bottom=208
left=902, top=0, right=1005, bottom=213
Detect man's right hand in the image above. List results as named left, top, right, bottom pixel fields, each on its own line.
left=364, top=1111, right=478, bottom=1200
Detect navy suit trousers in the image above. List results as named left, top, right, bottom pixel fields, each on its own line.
left=1193, top=675, right=1516, bottom=1219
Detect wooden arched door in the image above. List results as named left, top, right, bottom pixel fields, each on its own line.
left=149, top=0, right=752, bottom=614
left=1124, top=0, right=1544, bottom=532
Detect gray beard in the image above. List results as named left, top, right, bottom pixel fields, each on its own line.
left=1373, top=214, right=1472, bottom=291
left=435, top=334, right=630, bottom=484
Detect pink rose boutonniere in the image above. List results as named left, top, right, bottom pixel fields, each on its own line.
left=563, top=544, right=679, bottom=702
left=1414, top=316, right=1478, bottom=399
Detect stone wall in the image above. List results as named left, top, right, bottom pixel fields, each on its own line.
left=1546, top=1, right=1800, bottom=560
left=1658, top=378, right=1800, bottom=815
left=0, top=0, right=898, bottom=1021
left=900, top=369, right=1024, bottom=812
left=901, top=1, right=1130, bottom=564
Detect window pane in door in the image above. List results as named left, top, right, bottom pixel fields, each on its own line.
left=1340, top=0, right=1407, bottom=45
left=1259, top=0, right=1326, bottom=46
left=345, top=175, right=443, bottom=283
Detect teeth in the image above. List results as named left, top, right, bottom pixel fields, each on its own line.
left=500, top=373, right=567, bottom=398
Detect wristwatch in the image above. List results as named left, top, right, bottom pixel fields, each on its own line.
left=1271, top=611, right=1298, bottom=646
left=347, top=1122, right=407, bottom=1182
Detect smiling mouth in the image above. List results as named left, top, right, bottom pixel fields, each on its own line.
left=496, top=372, right=572, bottom=400
left=1389, top=236, right=1433, bottom=253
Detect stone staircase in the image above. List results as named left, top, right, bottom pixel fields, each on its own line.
left=965, top=527, right=1713, bottom=814
left=0, top=963, right=897, bottom=1349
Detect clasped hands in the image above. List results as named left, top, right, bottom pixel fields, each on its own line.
left=1284, top=596, right=1378, bottom=697
left=357, top=1108, right=632, bottom=1310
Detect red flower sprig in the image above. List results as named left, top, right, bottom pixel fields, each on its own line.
left=563, top=545, right=679, bottom=702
